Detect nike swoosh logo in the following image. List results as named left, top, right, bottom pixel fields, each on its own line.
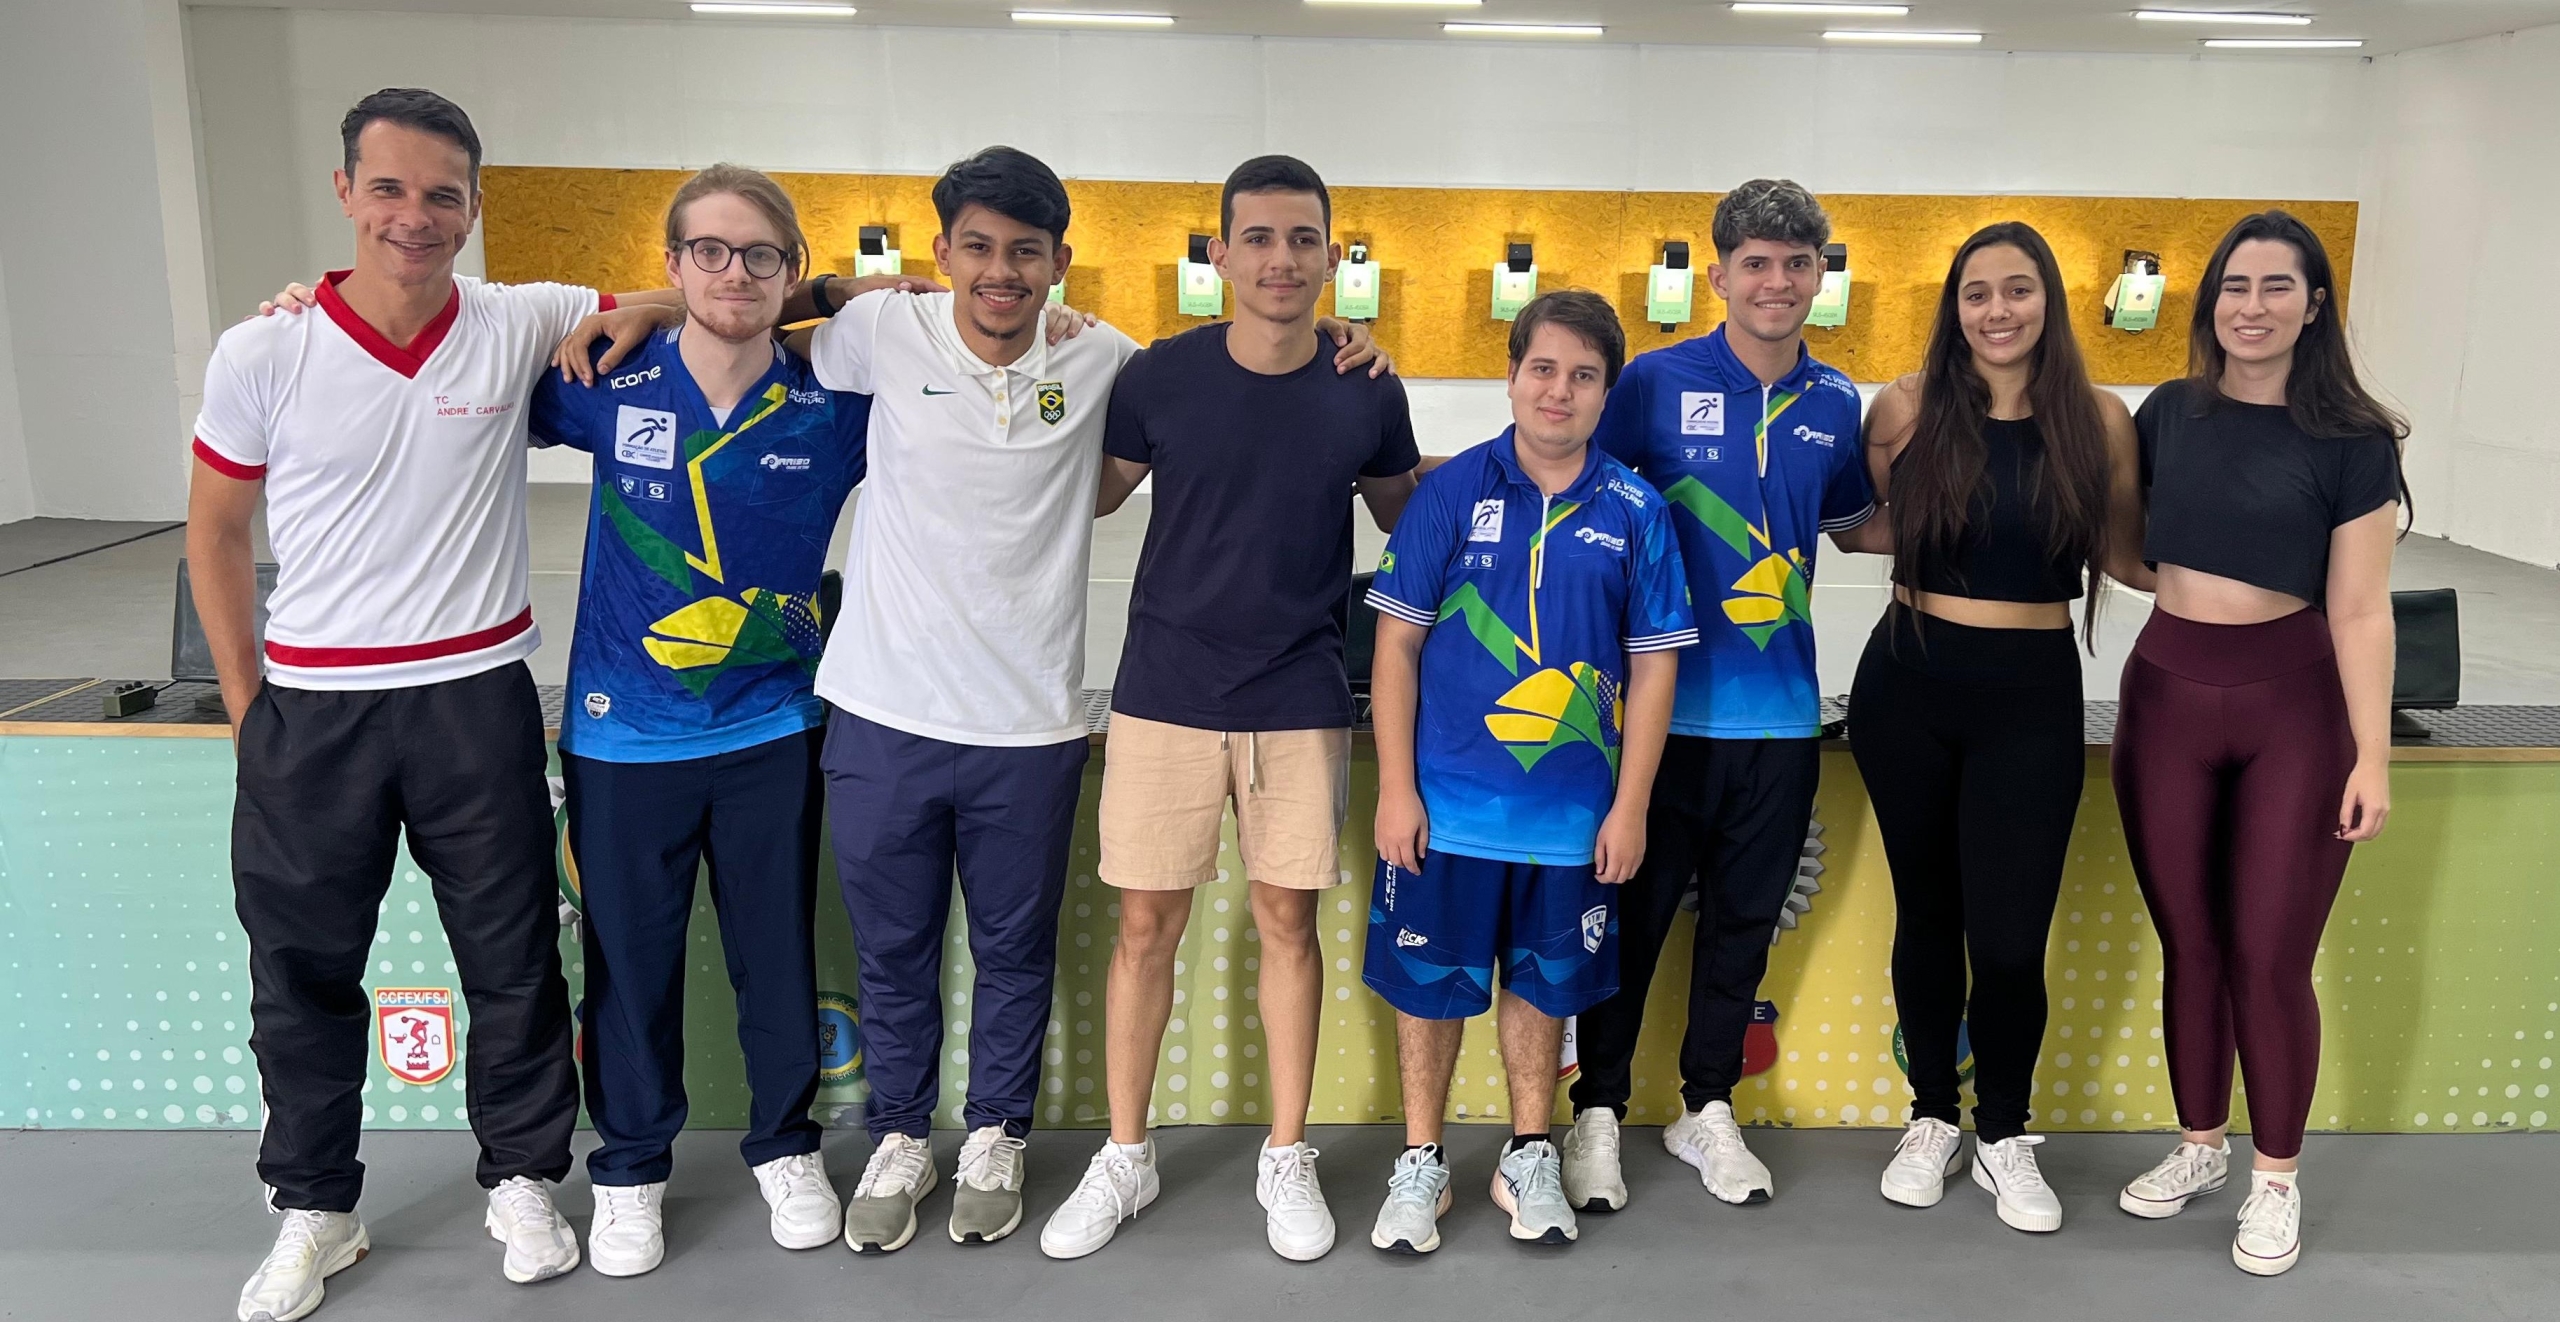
left=921, top=386, right=957, bottom=396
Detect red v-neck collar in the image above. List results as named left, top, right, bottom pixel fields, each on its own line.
left=318, top=269, right=460, bottom=379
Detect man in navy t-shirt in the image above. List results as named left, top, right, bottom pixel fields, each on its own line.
left=1041, top=156, right=1419, bottom=1265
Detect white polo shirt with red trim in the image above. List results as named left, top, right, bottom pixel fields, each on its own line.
left=192, top=270, right=607, bottom=691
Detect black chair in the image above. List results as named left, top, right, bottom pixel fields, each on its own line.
left=2390, top=588, right=2460, bottom=739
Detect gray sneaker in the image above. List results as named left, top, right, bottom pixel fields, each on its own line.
left=843, top=1132, right=938, bottom=1253
left=949, top=1125, right=1028, bottom=1245
left=1492, top=1140, right=1578, bottom=1244
left=1369, top=1144, right=1454, bottom=1255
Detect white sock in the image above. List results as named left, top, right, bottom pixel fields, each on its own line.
left=2251, top=1168, right=2297, bottom=1192
left=1112, top=1139, right=1151, bottom=1163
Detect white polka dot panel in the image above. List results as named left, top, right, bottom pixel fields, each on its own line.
left=5, top=742, right=2553, bottom=1137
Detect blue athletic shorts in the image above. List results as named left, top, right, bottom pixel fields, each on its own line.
left=1361, top=851, right=1619, bottom=1021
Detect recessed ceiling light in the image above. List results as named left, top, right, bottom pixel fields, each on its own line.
left=690, top=3, right=858, bottom=15
left=1731, top=4, right=1912, bottom=16
left=2133, top=10, right=2313, bottom=25
left=1443, top=22, right=1605, bottom=36
left=1011, top=10, right=1176, bottom=24
left=2203, top=37, right=2364, bottom=48
left=1822, top=29, right=1983, bottom=44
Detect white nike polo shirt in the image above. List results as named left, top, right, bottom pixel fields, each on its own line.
left=808, top=289, right=1138, bottom=746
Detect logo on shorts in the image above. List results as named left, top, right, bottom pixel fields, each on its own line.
left=375, top=987, right=456, bottom=1086
left=1680, top=392, right=1726, bottom=436
left=583, top=692, right=610, bottom=719
left=1574, top=527, right=1626, bottom=552
left=1470, top=499, right=1505, bottom=543
left=1580, top=905, right=1607, bottom=954
left=1396, top=927, right=1428, bottom=948
left=1037, top=381, right=1067, bottom=425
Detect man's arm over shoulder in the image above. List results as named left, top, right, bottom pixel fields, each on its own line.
left=806, top=287, right=903, bottom=395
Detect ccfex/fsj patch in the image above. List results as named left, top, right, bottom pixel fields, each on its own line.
left=1036, top=380, right=1066, bottom=425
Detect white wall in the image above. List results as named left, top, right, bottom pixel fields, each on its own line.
left=0, top=0, right=210, bottom=523
left=181, top=8, right=2371, bottom=486
left=0, top=250, right=32, bottom=526
left=2352, top=24, right=2560, bottom=567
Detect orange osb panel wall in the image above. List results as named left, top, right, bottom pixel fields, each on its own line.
left=481, top=165, right=2355, bottom=386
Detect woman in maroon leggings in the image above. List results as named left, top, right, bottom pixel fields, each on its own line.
left=2110, top=211, right=2404, bottom=1277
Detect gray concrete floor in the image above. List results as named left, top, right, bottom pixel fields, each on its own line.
left=0, top=1126, right=2549, bottom=1320
left=4, top=494, right=2559, bottom=705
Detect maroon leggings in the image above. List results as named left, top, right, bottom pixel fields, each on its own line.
left=2111, top=608, right=2355, bottom=1160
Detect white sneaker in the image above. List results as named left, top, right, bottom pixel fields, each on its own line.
left=752, top=1152, right=842, bottom=1250
left=1561, top=1108, right=1629, bottom=1213
left=1663, top=1101, right=1773, bottom=1204
left=1040, top=1139, right=1159, bottom=1260
left=2119, top=1139, right=2230, bottom=1219
left=2233, top=1172, right=2303, bottom=1276
left=1879, top=1118, right=1965, bottom=1208
left=586, top=1183, right=664, bottom=1277
left=1257, top=1141, right=1336, bottom=1261
left=484, top=1176, right=580, bottom=1283
left=237, top=1209, right=368, bottom=1322
left=1969, top=1135, right=2062, bottom=1233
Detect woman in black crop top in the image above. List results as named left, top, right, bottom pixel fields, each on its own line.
left=2110, top=211, right=2405, bottom=1278
left=1845, top=222, right=2149, bottom=1233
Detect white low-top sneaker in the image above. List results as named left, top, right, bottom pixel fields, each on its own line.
left=237, top=1209, right=368, bottom=1322
left=1561, top=1108, right=1629, bottom=1213
left=1369, top=1144, right=1453, bottom=1255
left=1256, top=1141, right=1336, bottom=1261
left=2119, top=1139, right=2230, bottom=1219
left=1970, top=1135, right=2062, bottom=1233
left=1039, top=1140, right=1158, bottom=1260
left=2232, top=1173, right=2304, bottom=1277
left=752, top=1152, right=842, bottom=1250
left=1879, top=1118, right=1965, bottom=1208
left=485, top=1176, right=580, bottom=1283
left=586, top=1183, right=665, bottom=1277
left=1663, top=1101, right=1773, bottom=1204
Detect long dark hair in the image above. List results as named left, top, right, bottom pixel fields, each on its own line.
left=2185, top=210, right=2411, bottom=519
left=1892, top=222, right=2113, bottom=647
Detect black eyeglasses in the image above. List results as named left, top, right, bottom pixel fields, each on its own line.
left=678, top=237, right=788, bottom=280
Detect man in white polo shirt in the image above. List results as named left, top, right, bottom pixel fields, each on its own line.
left=797, top=146, right=1386, bottom=1254
left=189, top=89, right=673, bottom=1321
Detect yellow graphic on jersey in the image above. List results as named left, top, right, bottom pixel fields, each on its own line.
left=1483, top=661, right=1623, bottom=775
left=640, top=587, right=825, bottom=695
left=1724, top=548, right=1814, bottom=631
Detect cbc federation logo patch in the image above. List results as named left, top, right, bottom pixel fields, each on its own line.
left=1036, top=380, right=1067, bottom=425
left=816, top=991, right=864, bottom=1084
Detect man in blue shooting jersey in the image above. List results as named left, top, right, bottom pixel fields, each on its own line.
left=527, top=165, right=874, bottom=1278
left=1361, top=291, right=1695, bottom=1254
left=1560, top=179, right=1888, bottom=1214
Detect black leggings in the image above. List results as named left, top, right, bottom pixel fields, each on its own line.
left=1848, top=607, right=2084, bottom=1144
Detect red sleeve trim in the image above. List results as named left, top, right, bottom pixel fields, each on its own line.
left=192, top=437, right=266, bottom=481
left=597, top=292, right=618, bottom=312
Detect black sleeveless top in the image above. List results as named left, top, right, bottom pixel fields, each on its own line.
left=1892, top=416, right=2083, bottom=603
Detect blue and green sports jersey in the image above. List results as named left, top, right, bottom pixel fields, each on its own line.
left=1367, top=429, right=1697, bottom=865
left=529, top=329, right=869, bottom=762
left=1590, top=325, right=1874, bottom=739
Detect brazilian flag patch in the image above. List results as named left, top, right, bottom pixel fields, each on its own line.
left=1036, top=380, right=1066, bottom=425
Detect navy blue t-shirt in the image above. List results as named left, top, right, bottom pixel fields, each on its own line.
left=1104, top=323, right=1420, bottom=731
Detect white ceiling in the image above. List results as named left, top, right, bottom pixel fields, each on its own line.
left=189, top=0, right=2560, bottom=56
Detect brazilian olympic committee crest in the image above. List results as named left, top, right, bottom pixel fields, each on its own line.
left=816, top=991, right=864, bottom=1085
left=1036, top=380, right=1067, bottom=426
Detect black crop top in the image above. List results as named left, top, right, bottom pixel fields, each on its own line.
left=1891, top=416, right=2084, bottom=603
left=2136, top=378, right=2400, bottom=605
